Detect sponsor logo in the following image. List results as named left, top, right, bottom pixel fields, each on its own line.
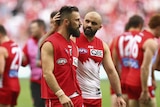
left=122, top=58, right=139, bottom=69
left=57, top=58, right=67, bottom=65
left=73, top=57, right=78, bottom=67
left=90, top=49, right=103, bottom=57
left=79, top=48, right=88, bottom=54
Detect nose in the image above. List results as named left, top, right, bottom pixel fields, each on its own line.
left=87, top=22, right=92, bottom=27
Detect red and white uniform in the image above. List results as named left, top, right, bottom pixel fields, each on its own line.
left=0, top=40, right=22, bottom=105
left=41, top=33, right=83, bottom=107
left=126, top=30, right=155, bottom=99
left=76, top=33, right=104, bottom=107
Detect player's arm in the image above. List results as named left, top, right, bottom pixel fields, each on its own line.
left=21, top=44, right=29, bottom=66
left=102, top=42, right=121, bottom=95
left=0, top=47, right=8, bottom=75
left=140, top=39, right=158, bottom=103
left=41, top=42, right=73, bottom=107
left=152, top=50, right=160, bottom=71
left=102, top=42, right=126, bottom=106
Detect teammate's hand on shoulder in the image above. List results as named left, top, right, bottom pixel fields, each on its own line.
left=116, top=96, right=126, bottom=107
left=59, top=94, right=74, bottom=107
left=139, top=91, right=151, bottom=104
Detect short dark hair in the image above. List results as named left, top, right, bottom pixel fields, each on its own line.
left=125, top=15, right=144, bottom=31
left=148, top=14, right=160, bottom=29
left=57, top=6, right=79, bottom=25
left=0, top=25, right=7, bottom=36
left=50, top=11, right=58, bottom=18
left=31, top=19, right=46, bottom=31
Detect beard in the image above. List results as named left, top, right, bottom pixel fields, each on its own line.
left=68, top=24, right=80, bottom=37
left=83, top=27, right=97, bottom=37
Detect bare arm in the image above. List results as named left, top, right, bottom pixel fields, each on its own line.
left=102, top=42, right=122, bottom=95
left=41, top=42, right=61, bottom=93
left=141, top=39, right=158, bottom=92
left=0, top=47, right=8, bottom=75
left=41, top=42, right=73, bottom=106
left=152, top=50, right=160, bottom=71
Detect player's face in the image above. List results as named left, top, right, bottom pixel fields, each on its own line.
left=30, top=22, right=41, bottom=38
left=68, top=11, right=81, bottom=37
left=83, top=15, right=101, bottom=37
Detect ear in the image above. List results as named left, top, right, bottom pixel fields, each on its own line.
left=98, top=25, right=102, bottom=30
left=63, top=19, right=70, bottom=26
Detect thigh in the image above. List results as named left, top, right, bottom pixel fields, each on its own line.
left=140, top=98, right=157, bottom=107
left=129, top=99, right=139, bottom=107
left=111, top=94, right=118, bottom=107
left=83, top=99, right=102, bottom=107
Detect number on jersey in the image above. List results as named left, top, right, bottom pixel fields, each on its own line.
left=118, top=34, right=142, bottom=58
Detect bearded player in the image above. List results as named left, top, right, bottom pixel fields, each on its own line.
left=0, top=25, right=22, bottom=107
left=125, top=14, right=160, bottom=107
left=110, top=15, right=144, bottom=107
left=41, top=6, right=83, bottom=107
left=76, top=11, right=126, bottom=107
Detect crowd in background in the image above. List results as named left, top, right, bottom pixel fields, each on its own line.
left=0, top=0, right=160, bottom=46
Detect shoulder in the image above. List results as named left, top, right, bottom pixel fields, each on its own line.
left=143, top=38, right=158, bottom=52
left=0, top=46, right=8, bottom=58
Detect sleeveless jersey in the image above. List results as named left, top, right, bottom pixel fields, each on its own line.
left=115, top=31, right=140, bottom=84
left=76, top=33, right=104, bottom=99
left=41, top=33, right=81, bottom=99
left=0, top=40, right=22, bottom=92
left=126, top=30, right=154, bottom=87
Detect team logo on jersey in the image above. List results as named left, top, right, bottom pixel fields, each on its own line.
left=57, top=58, right=67, bottom=65
left=73, top=57, right=78, bottom=67
left=90, top=49, right=103, bottom=57
left=79, top=48, right=88, bottom=54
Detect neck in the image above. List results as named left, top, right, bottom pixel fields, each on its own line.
left=129, top=28, right=141, bottom=32
left=146, top=28, right=155, bottom=36
left=57, top=26, right=70, bottom=41
left=84, top=34, right=95, bottom=42
left=0, top=36, right=9, bottom=44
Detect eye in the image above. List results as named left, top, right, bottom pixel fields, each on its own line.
left=85, top=20, right=89, bottom=23
left=92, top=22, right=97, bottom=25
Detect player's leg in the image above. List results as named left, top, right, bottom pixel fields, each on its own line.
left=139, top=98, right=156, bottom=107
left=30, top=82, right=45, bottom=107
left=111, top=94, right=117, bottom=107
left=10, top=91, right=20, bottom=107
left=129, top=99, right=139, bottom=107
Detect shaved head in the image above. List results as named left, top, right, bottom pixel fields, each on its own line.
left=84, top=11, right=102, bottom=25
left=83, top=11, right=102, bottom=37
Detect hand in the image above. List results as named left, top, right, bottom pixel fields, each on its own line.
left=50, top=12, right=60, bottom=31
left=116, top=96, right=126, bottom=107
left=59, top=94, right=74, bottom=107
left=139, top=91, right=151, bottom=104
left=152, top=79, right=157, bottom=90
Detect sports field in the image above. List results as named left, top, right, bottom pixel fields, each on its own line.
left=17, top=79, right=160, bottom=107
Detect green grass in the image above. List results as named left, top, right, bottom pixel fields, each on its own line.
left=17, top=79, right=160, bottom=107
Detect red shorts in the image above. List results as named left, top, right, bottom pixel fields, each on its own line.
left=126, top=85, right=155, bottom=100
left=0, top=88, right=19, bottom=105
left=110, top=83, right=128, bottom=95
left=83, top=99, right=102, bottom=107
left=45, top=95, right=83, bottom=107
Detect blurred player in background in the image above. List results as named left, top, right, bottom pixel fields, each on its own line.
left=76, top=11, right=126, bottom=107
left=41, top=6, right=83, bottom=107
left=36, top=11, right=60, bottom=67
left=22, top=19, right=46, bottom=107
left=110, top=15, right=144, bottom=107
left=126, top=14, right=160, bottom=107
left=0, top=25, right=22, bottom=107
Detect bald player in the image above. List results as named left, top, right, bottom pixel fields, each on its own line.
left=76, top=11, right=126, bottom=107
